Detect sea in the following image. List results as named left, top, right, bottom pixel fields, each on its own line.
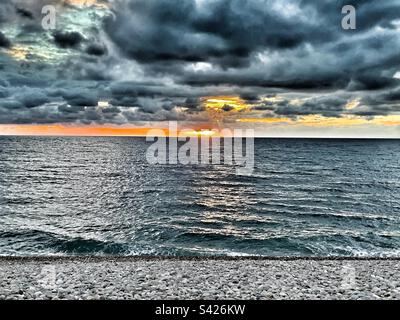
left=0, top=136, right=399, bottom=257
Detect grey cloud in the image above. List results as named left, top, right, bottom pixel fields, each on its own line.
left=0, top=0, right=400, bottom=125
left=102, top=0, right=400, bottom=93
left=15, top=7, right=34, bottom=20
left=0, top=87, right=10, bottom=99
left=58, top=104, right=85, bottom=114
left=0, top=99, right=24, bottom=109
left=0, top=32, right=11, bottom=48
left=275, top=96, right=348, bottom=118
left=240, top=93, right=261, bottom=104
left=104, top=0, right=333, bottom=69
left=61, top=90, right=98, bottom=107
left=53, top=31, right=85, bottom=49
left=15, top=89, right=50, bottom=108
left=86, top=43, right=108, bottom=56
left=101, top=106, right=121, bottom=114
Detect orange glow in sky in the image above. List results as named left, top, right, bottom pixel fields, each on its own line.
left=0, top=125, right=166, bottom=137
left=0, top=125, right=224, bottom=137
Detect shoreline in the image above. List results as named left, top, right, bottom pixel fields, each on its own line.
left=0, top=257, right=399, bottom=300
left=1, top=256, right=400, bottom=262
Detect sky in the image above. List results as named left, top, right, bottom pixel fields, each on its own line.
left=0, top=0, right=399, bottom=137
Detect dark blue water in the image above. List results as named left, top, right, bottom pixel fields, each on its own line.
left=0, top=137, right=400, bottom=256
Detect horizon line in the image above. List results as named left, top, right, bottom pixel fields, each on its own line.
left=1, top=134, right=400, bottom=140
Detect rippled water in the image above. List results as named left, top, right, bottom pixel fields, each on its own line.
left=1, top=137, right=400, bottom=257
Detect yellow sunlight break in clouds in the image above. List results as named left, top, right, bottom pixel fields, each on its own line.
left=66, top=0, right=108, bottom=8
left=203, top=96, right=249, bottom=112
left=202, top=96, right=251, bottom=124
left=7, top=45, right=29, bottom=61
left=237, top=115, right=400, bottom=127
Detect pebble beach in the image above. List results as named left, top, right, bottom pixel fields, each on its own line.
left=0, top=257, right=399, bottom=300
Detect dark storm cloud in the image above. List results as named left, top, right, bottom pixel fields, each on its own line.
left=0, top=0, right=15, bottom=25
left=53, top=31, right=85, bottom=49
left=101, top=0, right=400, bottom=92
left=47, top=87, right=99, bottom=107
left=108, top=81, right=197, bottom=101
left=275, top=96, right=348, bottom=118
left=15, top=89, right=50, bottom=108
left=382, top=88, right=400, bottom=102
left=63, top=91, right=98, bottom=107
left=0, top=0, right=62, bottom=26
left=347, top=88, right=400, bottom=117
left=0, top=32, right=12, bottom=48
left=259, top=86, right=400, bottom=119
left=347, top=75, right=399, bottom=91
left=109, top=81, right=139, bottom=97
left=0, top=100, right=23, bottom=109
left=15, top=7, right=34, bottom=20
left=58, top=104, right=85, bottom=114
left=181, top=73, right=351, bottom=90
left=0, top=0, right=400, bottom=125
left=298, top=0, right=400, bottom=34
left=240, top=93, right=262, bottom=104
left=181, top=97, right=202, bottom=110
left=85, top=43, right=108, bottom=56
left=0, top=87, right=9, bottom=98
left=104, top=0, right=333, bottom=69
left=101, top=106, right=120, bottom=114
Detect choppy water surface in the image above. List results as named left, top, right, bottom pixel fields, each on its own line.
left=1, top=137, right=400, bottom=256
